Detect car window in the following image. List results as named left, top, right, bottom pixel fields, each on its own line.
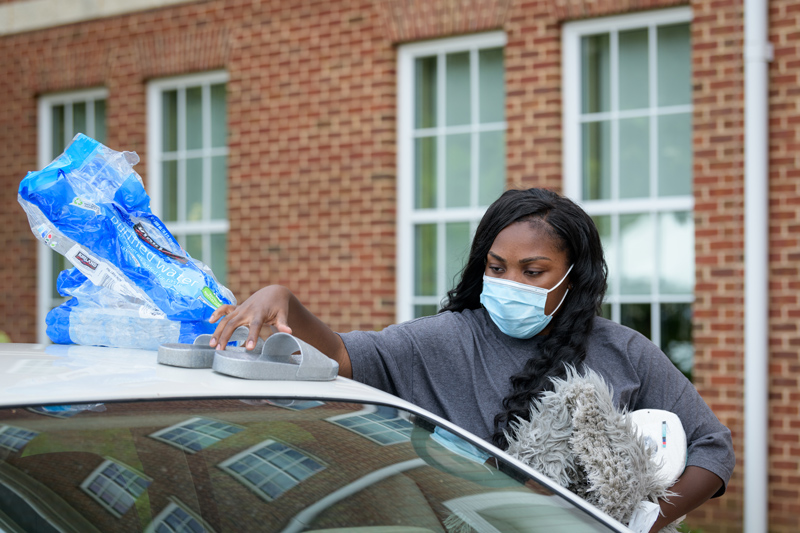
left=0, top=398, right=620, bottom=532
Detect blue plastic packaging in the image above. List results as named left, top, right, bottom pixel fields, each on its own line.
left=18, top=134, right=235, bottom=348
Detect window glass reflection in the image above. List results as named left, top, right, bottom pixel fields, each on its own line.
left=0, top=399, right=618, bottom=532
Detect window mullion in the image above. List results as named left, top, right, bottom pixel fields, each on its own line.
left=470, top=47, right=480, bottom=208
left=649, top=24, right=659, bottom=199
left=610, top=30, right=619, bottom=203
left=177, top=88, right=187, bottom=225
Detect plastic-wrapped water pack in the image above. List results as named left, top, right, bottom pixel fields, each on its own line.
left=18, top=133, right=235, bottom=349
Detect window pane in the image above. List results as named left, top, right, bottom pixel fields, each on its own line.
left=661, top=302, right=693, bottom=379
left=657, top=113, right=692, bottom=196
left=414, top=305, right=438, bottom=318
left=51, top=104, right=65, bottom=155
left=162, top=90, right=178, bottom=152
left=186, top=87, right=203, bottom=150
left=186, top=158, right=203, bottom=222
left=211, top=155, right=227, bottom=220
left=619, top=117, right=650, bottom=199
left=414, top=224, right=436, bottom=296
left=73, top=102, right=87, bottom=135
left=51, top=255, right=70, bottom=300
left=445, top=222, right=470, bottom=292
left=659, top=211, right=694, bottom=294
left=94, top=100, right=107, bottom=143
left=414, top=137, right=436, bottom=209
left=618, top=29, right=649, bottom=110
left=478, top=130, right=505, bottom=206
left=621, top=303, right=651, bottom=338
left=211, top=83, right=227, bottom=148
left=162, top=160, right=178, bottom=222
left=581, top=120, right=611, bottom=200
left=210, top=233, right=227, bottom=286
left=446, top=52, right=470, bottom=126
left=657, top=23, right=691, bottom=107
left=592, top=215, right=614, bottom=294
left=620, top=213, right=653, bottom=295
left=600, top=303, right=612, bottom=320
left=581, top=33, right=610, bottom=113
left=479, top=47, right=504, bottom=123
left=445, top=133, right=470, bottom=208
left=185, top=234, right=203, bottom=261
left=415, top=56, right=437, bottom=129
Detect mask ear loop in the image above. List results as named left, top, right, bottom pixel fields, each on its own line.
left=546, top=288, right=569, bottom=317
left=545, top=264, right=574, bottom=317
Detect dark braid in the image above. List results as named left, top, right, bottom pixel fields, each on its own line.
left=440, top=188, right=608, bottom=449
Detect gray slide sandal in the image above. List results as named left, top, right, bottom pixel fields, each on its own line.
left=212, top=332, right=339, bottom=381
left=158, top=326, right=260, bottom=368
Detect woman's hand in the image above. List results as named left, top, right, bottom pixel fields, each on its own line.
left=208, top=284, right=353, bottom=378
left=209, top=285, right=294, bottom=351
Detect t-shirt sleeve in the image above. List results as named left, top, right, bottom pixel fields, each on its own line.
left=337, top=324, right=417, bottom=398
left=629, top=334, right=735, bottom=497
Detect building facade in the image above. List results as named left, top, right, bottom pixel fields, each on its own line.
left=0, top=0, right=797, bottom=530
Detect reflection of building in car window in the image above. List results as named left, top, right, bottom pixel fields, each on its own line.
left=266, top=399, right=325, bottom=410
left=0, top=425, right=38, bottom=452
left=80, top=459, right=151, bottom=517
left=326, top=405, right=413, bottom=445
left=145, top=499, right=215, bottom=533
left=444, top=491, right=600, bottom=532
left=219, top=440, right=325, bottom=501
left=149, top=417, right=243, bottom=453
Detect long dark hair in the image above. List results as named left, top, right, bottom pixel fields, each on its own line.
left=440, top=188, right=608, bottom=449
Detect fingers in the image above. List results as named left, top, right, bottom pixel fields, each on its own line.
left=209, top=312, right=236, bottom=349
left=209, top=304, right=236, bottom=324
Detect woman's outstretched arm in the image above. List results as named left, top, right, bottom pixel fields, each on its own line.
left=208, top=285, right=352, bottom=378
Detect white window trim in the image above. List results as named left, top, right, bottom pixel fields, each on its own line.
left=0, top=425, right=38, bottom=452
left=396, top=31, right=507, bottom=323
left=146, top=71, right=230, bottom=264
left=218, top=439, right=325, bottom=502
left=36, top=88, right=109, bottom=344
left=326, top=405, right=412, bottom=446
left=562, top=6, right=693, bottom=202
left=80, top=458, right=150, bottom=518
left=562, top=7, right=694, bottom=347
left=149, top=416, right=243, bottom=454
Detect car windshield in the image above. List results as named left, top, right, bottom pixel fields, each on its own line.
left=0, top=398, right=618, bottom=532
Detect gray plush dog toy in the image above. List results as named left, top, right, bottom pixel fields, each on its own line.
left=505, top=367, right=681, bottom=533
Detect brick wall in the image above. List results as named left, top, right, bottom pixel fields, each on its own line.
left=767, top=1, right=800, bottom=531
left=3, top=0, right=798, bottom=530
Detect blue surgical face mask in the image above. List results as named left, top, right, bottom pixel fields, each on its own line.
left=480, top=264, right=573, bottom=339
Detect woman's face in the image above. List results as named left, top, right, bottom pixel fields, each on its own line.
left=484, top=220, right=571, bottom=316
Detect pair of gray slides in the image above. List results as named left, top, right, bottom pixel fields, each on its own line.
left=157, top=327, right=339, bottom=381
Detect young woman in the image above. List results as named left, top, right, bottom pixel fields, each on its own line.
left=209, top=188, right=734, bottom=531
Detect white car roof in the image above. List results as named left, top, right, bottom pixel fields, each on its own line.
left=0, top=343, right=411, bottom=409
left=0, top=342, right=632, bottom=532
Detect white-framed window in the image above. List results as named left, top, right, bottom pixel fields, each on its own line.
left=145, top=499, right=215, bottom=533
left=80, top=458, right=151, bottom=517
left=149, top=417, right=243, bottom=453
left=36, top=88, right=108, bottom=343
left=219, top=440, right=324, bottom=501
left=397, top=32, right=507, bottom=322
left=563, top=7, right=695, bottom=378
left=0, top=425, right=38, bottom=452
left=147, top=71, right=229, bottom=288
left=327, top=405, right=413, bottom=445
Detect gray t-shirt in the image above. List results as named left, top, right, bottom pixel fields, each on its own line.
left=340, top=309, right=734, bottom=493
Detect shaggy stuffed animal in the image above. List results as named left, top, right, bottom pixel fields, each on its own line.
left=504, top=366, right=680, bottom=533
